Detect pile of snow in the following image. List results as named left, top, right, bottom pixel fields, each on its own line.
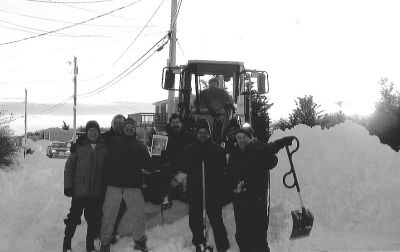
left=267, top=120, right=400, bottom=250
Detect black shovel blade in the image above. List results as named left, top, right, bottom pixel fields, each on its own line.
left=290, top=209, right=314, bottom=240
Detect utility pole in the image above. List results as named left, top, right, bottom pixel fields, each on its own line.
left=73, top=56, right=78, bottom=143
left=24, top=88, right=27, bottom=158
left=166, top=0, right=177, bottom=119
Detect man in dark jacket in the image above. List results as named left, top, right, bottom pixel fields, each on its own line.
left=99, top=118, right=150, bottom=252
left=230, top=124, right=294, bottom=252
left=160, top=113, right=193, bottom=208
left=63, top=120, right=108, bottom=252
left=101, top=114, right=126, bottom=244
left=181, top=119, right=230, bottom=252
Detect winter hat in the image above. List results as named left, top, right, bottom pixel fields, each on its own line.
left=237, top=124, right=254, bottom=138
left=196, top=119, right=211, bottom=134
left=123, top=117, right=136, bottom=127
left=85, top=120, right=100, bottom=133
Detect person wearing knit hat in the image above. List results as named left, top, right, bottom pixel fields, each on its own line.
left=63, top=120, right=108, bottom=252
left=195, top=119, right=211, bottom=143
left=100, top=115, right=150, bottom=252
left=180, top=118, right=230, bottom=252
left=231, top=125, right=295, bottom=252
left=85, top=120, right=100, bottom=134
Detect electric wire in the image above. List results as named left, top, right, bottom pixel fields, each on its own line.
left=51, top=1, right=140, bottom=21
left=171, top=0, right=182, bottom=31
left=112, top=0, right=166, bottom=65
left=0, top=9, right=138, bottom=28
left=0, top=18, right=109, bottom=38
left=26, top=0, right=119, bottom=3
left=0, top=0, right=144, bottom=45
left=176, top=38, right=186, bottom=61
left=29, top=96, right=73, bottom=115
left=78, top=33, right=169, bottom=98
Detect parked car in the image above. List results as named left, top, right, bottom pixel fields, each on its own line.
left=46, top=141, right=70, bottom=158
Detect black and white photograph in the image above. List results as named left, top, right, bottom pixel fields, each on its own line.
left=1, top=0, right=400, bottom=251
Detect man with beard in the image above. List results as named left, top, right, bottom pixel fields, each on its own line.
left=101, top=114, right=126, bottom=244
left=181, top=119, right=230, bottom=252
left=100, top=118, right=150, bottom=252
left=160, top=113, right=193, bottom=208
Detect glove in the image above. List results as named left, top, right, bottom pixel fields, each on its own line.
left=64, top=187, right=74, bottom=197
left=233, top=180, right=247, bottom=194
left=280, top=136, right=295, bottom=147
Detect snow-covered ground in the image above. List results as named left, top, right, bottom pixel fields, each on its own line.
left=0, top=120, right=399, bottom=252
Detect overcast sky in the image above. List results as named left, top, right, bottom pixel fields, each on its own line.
left=1, top=0, right=400, bottom=135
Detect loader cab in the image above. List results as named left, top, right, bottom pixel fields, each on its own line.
left=162, top=60, right=268, bottom=143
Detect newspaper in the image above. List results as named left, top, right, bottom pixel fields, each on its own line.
left=150, top=134, right=168, bottom=156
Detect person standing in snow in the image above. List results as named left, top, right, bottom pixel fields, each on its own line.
left=63, top=120, right=108, bottom=252
left=180, top=119, right=230, bottom=252
left=160, top=113, right=194, bottom=208
left=230, top=124, right=294, bottom=252
left=99, top=118, right=150, bottom=252
left=221, top=118, right=241, bottom=205
left=101, top=114, right=127, bottom=244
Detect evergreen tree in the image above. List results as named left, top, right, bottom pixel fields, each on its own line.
left=289, top=95, right=324, bottom=127
left=251, top=89, right=273, bottom=142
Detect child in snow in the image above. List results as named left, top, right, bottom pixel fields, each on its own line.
left=63, top=120, right=108, bottom=252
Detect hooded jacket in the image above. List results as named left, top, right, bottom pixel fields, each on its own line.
left=64, top=136, right=108, bottom=198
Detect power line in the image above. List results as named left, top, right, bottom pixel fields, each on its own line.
left=113, top=0, right=166, bottom=65
left=0, top=18, right=110, bottom=38
left=79, top=33, right=169, bottom=98
left=30, top=96, right=73, bottom=115
left=0, top=9, right=140, bottom=28
left=176, top=38, right=186, bottom=61
left=0, top=0, right=144, bottom=45
left=53, top=1, right=140, bottom=21
left=171, top=0, right=182, bottom=31
left=26, top=0, right=119, bottom=3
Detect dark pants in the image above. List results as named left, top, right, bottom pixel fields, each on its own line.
left=64, top=197, right=102, bottom=250
left=233, top=194, right=270, bottom=252
left=189, top=197, right=229, bottom=251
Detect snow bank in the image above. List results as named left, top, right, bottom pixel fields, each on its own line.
left=268, top=120, right=400, bottom=241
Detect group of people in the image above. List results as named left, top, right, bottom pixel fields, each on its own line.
left=62, top=112, right=294, bottom=252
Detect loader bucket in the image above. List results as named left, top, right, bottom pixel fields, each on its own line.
left=290, top=208, right=314, bottom=239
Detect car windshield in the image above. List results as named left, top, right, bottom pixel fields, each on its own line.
left=51, top=143, right=68, bottom=148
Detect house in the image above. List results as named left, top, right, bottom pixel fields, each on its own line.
left=39, top=128, right=79, bottom=142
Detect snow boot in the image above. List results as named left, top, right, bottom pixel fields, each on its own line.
left=63, top=222, right=77, bottom=252
left=110, top=232, right=120, bottom=244
left=134, top=236, right=148, bottom=252
left=62, top=237, right=72, bottom=252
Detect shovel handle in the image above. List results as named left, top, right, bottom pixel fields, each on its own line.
left=283, top=137, right=301, bottom=192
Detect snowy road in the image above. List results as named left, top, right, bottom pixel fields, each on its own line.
left=0, top=152, right=68, bottom=252
left=1, top=121, right=400, bottom=252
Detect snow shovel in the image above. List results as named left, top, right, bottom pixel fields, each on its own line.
left=201, top=161, right=214, bottom=252
left=283, top=137, right=314, bottom=240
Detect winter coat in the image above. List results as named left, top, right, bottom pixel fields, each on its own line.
left=161, top=129, right=193, bottom=172
left=180, top=140, right=226, bottom=206
left=64, top=137, right=108, bottom=198
left=104, top=135, right=150, bottom=188
left=230, top=140, right=279, bottom=198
